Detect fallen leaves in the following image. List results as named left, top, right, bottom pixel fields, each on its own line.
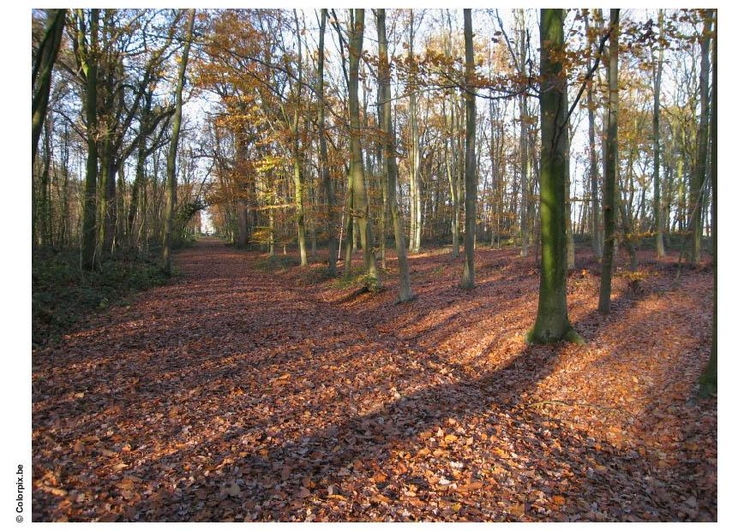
left=32, top=242, right=716, bottom=522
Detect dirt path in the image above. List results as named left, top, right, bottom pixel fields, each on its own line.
left=32, top=239, right=717, bottom=522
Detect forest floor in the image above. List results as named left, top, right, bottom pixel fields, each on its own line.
left=32, top=237, right=717, bottom=522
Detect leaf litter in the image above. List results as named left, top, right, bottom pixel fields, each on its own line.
left=32, top=239, right=716, bottom=522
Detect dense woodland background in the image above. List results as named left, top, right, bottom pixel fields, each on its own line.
left=31, top=8, right=714, bottom=265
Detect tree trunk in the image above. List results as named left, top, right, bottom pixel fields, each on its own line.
left=653, top=10, right=666, bottom=257
left=585, top=10, right=603, bottom=259
left=408, top=10, right=422, bottom=254
left=80, top=9, right=100, bottom=271
left=461, top=9, right=477, bottom=289
left=32, top=9, right=66, bottom=167
left=528, top=9, right=581, bottom=344
left=598, top=9, right=620, bottom=314
left=377, top=9, right=413, bottom=303
left=292, top=10, right=307, bottom=266
left=699, top=10, right=717, bottom=397
left=689, top=10, right=713, bottom=265
left=349, top=9, right=379, bottom=288
left=162, top=9, right=195, bottom=273
left=317, top=9, right=337, bottom=277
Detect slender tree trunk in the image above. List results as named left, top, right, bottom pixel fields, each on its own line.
left=585, top=11, right=603, bottom=259
left=461, top=9, right=477, bottom=289
left=598, top=9, right=620, bottom=314
left=317, top=9, right=337, bottom=277
left=689, top=10, right=713, bottom=265
left=528, top=9, right=581, bottom=344
left=80, top=9, right=100, bottom=271
left=408, top=10, right=422, bottom=254
left=377, top=9, right=413, bottom=303
left=699, top=10, right=717, bottom=396
left=292, top=10, right=308, bottom=266
left=518, top=15, right=530, bottom=258
left=653, top=9, right=666, bottom=257
left=348, top=9, right=379, bottom=288
left=162, top=9, right=195, bottom=273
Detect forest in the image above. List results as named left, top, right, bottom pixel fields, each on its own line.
left=30, top=8, right=717, bottom=522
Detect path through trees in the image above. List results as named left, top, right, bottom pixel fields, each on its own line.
left=32, top=239, right=716, bottom=522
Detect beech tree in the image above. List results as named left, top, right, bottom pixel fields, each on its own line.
left=461, top=8, right=477, bottom=290
left=598, top=9, right=620, bottom=315
left=699, top=9, right=717, bottom=397
left=688, top=10, right=713, bottom=265
left=32, top=9, right=66, bottom=167
left=74, top=8, right=101, bottom=271
left=348, top=9, right=379, bottom=288
left=376, top=8, right=413, bottom=302
left=527, top=9, right=581, bottom=344
left=162, top=9, right=196, bottom=274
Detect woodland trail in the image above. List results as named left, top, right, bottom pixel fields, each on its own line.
left=32, top=238, right=717, bottom=522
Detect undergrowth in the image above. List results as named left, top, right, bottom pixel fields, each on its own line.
left=32, top=248, right=170, bottom=347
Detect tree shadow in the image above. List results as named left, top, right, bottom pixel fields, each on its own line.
left=32, top=241, right=716, bottom=522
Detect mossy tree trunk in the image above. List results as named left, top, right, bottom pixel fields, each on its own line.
left=32, top=9, right=66, bottom=167
left=78, top=8, right=100, bottom=271
left=528, top=9, right=581, bottom=344
left=699, top=10, right=717, bottom=397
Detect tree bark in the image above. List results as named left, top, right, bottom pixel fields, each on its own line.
left=598, top=9, right=620, bottom=314
left=689, top=10, right=713, bottom=265
left=32, top=9, right=66, bottom=167
left=79, top=9, right=100, bottom=271
left=585, top=10, right=603, bottom=259
left=162, top=9, right=195, bottom=273
left=528, top=9, right=581, bottom=344
left=348, top=9, right=379, bottom=288
left=653, top=10, right=666, bottom=258
left=461, top=9, right=477, bottom=289
left=377, top=9, right=414, bottom=303
left=408, top=10, right=422, bottom=254
left=699, top=10, right=717, bottom=397
left=317, top=9, right=337, bottom=277
left=292, top=10, right=308, bottom=266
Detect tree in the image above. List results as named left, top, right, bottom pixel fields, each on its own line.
left=348, top=9, right=380, bottom=288
left=527, top=9, right=582, bottom=344
left=699, top=9, right=717, bottom=397
left=688, top=10, right=713, bottom=265
left=317, top=9, right=337, bottom=277
left=162, top=9, right=196, bottom=273
left=32, top=9, right=66, bottom=167
left=376, top=8, right=414, bottom=303
left=291, top=10, right=308, bottom=266
left=584, top=9, right=603, bottom=259
left=652, top=9, right=666, bottom=258
left=75, top=8, right=101, bottom=271
left=598, top=9, right=620, bottom=315
left=407, top=9, right=423, bottom=254
left=461, top=8, right=477, bottom=290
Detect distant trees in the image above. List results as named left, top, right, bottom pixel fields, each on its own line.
left=33, top=8, right=716, bottom=312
